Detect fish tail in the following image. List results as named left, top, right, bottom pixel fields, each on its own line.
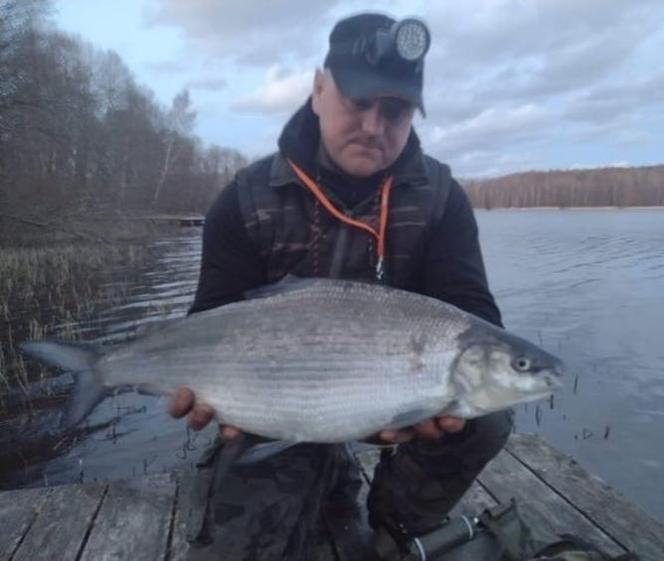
left=20, top=340, right=107, bottom=428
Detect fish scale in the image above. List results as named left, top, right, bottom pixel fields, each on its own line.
left=21, top=277, right=564, bottom=446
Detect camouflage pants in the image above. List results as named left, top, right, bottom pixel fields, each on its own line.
left=186, top=410, right=513, bottom=561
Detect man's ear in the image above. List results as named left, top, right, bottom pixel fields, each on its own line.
left=312, top=68, right=325, bottom=116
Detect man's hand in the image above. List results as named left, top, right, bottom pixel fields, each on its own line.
left=167, top=387, right=241, bottom=439
left=376, top=415, right=466, bottom=444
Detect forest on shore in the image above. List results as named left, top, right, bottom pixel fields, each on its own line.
left=462, top=165, right=664, bottom=209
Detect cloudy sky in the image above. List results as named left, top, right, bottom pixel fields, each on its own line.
left=54, top=0, right=664, bottom=178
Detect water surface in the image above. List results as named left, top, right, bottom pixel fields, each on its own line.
left=2, top=210, right=663, bottom=521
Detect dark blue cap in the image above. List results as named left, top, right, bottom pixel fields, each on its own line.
left=324, top=13, right=427, bottom=114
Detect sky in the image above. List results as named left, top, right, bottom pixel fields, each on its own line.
left=53, top=0, right=664, bottom=178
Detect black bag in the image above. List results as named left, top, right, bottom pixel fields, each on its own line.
left=372, top=500, right=639, bottom=561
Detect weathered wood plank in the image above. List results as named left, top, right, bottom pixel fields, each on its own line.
left=0, top=487, right=51, bottom=561
left=79, top=474, right=176, bottom=561
left=479, top=448, right=626, bottom=555
left=450, top=480, right=498, bottom=517
left=12, top=482, right=106, bottom=561
left=507, top=433, right=664, bottom=561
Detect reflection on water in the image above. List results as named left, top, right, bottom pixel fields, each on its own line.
left=2, top=210, right=663, bottom=522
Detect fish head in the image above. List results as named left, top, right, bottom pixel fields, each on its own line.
left=450, top=325, right=565, bottom=416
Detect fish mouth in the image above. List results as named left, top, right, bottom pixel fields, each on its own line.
left=544, top=372, right=564, bottom=389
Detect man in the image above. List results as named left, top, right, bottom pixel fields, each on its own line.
left=169, top=12, right=512, bottom=561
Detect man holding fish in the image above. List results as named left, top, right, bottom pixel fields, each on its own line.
left=163, top=12, right=563, bottom=561
left=21, top=11, right=563, bottom=561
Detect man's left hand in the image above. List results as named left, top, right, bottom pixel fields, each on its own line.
left=377, top=415, right=466, bottom=444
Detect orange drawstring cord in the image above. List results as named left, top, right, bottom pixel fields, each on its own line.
left=287, top=159, right=393, bottom=281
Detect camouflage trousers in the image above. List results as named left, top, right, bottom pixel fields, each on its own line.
left=185, top=410, right=513, bottom=561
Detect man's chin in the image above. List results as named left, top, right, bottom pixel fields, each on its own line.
left=338, top=157, right=384, bottom=178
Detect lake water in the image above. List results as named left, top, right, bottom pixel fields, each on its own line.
left=2, top=209, right=663, bottom=522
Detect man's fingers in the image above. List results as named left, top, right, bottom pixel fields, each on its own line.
left=168, top=387, right=195, bottom=418
left=187, top=404, right=214, bottom=431
left=436, top=416, right=466, bottom=433
left=414, top=419, right=445, bottom=440
left=378, top=429, right=415, bottom=444
left=220, top=425, right=242, bottom=440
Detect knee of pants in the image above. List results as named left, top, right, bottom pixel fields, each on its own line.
left=407, top=408, right=514, bottom=473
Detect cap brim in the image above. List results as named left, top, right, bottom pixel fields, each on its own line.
left=329, top=65, right=425, bottom=116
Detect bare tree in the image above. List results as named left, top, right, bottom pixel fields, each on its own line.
left=152, top=89, right=196, bottom=208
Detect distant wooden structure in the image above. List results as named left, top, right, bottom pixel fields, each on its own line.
left=142, top=215, right=205, bottom=227
left=1, top=434, right=662, bottom=560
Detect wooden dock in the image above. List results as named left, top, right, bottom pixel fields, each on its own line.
left=1, top=433, right=662, bottom=560
left=142, top=215, right=204, bottom=227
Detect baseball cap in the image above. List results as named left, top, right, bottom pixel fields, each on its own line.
left=323, top=13, right=429, bottom=115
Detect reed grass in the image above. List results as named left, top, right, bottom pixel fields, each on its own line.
left=0, top=240, right=151, bottom=414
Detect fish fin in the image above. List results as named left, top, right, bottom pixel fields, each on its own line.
left=439, top=399, right=472, bottom=418
left=243, top=274, right=318, bottom=300
left=348, top=441, right=393, bottom=454
left=20, top=340, right=99, bottom=373
left=21, top=340, right=108, bottom=428
left=384, top=408, right=434, bottom=430
left=64, top=369, right=109, bottom=428
left=235, top=439, right=299, bottom=464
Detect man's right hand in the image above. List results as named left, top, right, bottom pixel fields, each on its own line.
left=167, top=387, right=241, bottom=439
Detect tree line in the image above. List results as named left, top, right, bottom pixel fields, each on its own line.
left=462, top=165, right=664, bottom=209
left=0, top=0, right=247, bottom=229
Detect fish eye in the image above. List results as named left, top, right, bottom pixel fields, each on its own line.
left=514, top=357, right=532, bottom=372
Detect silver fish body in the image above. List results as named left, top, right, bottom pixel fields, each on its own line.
left=22, top=277, right=564, bottom=443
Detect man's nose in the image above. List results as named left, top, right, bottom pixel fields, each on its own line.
left=360, top=104, right=385, bottom=136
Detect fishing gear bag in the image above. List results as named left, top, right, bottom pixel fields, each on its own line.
left=372, top=499, right=639, bottom=561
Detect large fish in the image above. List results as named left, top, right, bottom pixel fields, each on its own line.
left=21, top=277, right=564, bottom=452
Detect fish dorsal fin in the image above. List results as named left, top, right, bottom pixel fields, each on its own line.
left=243, top=275, right=323, bottom=301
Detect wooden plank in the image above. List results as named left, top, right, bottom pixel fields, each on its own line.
left=12, top=482, right=106, bottom=561
left=507, top=433, right=664, bottom=561
left=479, top=448, right=626, bottom=556
left=79, top=474, right=176, bottom=561
left=450, top=480, right=498, bottom=517
left=0, top=487, right=51, bottom=561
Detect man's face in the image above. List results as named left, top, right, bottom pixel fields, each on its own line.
left=312, top=70, right=416, bottom=178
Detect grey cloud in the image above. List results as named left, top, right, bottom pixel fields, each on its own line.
left=186, top=77, right=227, bottom=91
left=231, top=67, right=312, bottom=115
left=422, top=0, right=661, bottom=101
left=416, top=0, right=664, bottom=175
left=421, top=103, right=555, bottom=160
left=145, top=58, right=190, bottom=73
left=143, top=0, right=342, bottom=66
left=563, top=71, right=664, bottom=124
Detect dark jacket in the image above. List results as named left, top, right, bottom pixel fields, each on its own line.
left=190, top=99, right=501, bottom=328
